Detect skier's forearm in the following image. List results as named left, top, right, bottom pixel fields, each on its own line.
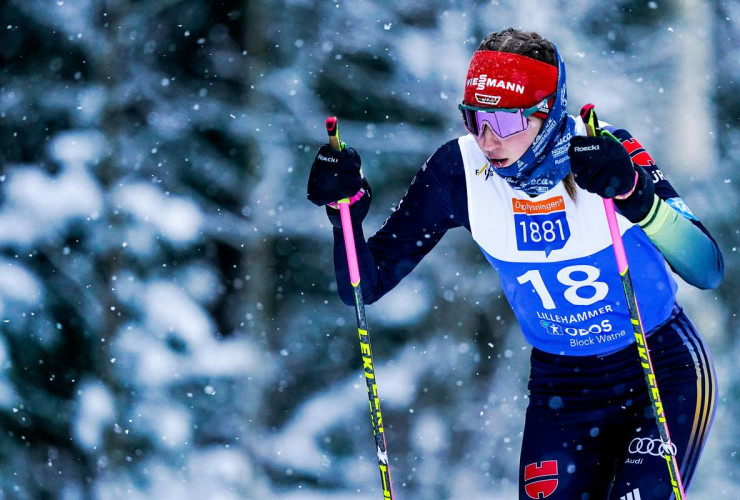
left=638, top=195, right=724, bottom=289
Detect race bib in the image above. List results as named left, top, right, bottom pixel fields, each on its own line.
left=513, top=196, right=571, bottom=256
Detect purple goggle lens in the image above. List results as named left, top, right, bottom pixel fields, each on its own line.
left=458, top=95, right=554, bottom=139
left=460, top=107, right=528, bottom=138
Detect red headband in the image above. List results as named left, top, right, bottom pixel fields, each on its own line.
left=463, top=51, right=558, bottom=114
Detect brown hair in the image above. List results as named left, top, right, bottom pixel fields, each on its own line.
left=479, top=29, right=576, bottom=200
left=478, top=28, right=557, bottom=67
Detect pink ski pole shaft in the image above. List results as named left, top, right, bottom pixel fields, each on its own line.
left=326, top=117, right=394, bottom=499
left=582, top=104, right=686, bottom=499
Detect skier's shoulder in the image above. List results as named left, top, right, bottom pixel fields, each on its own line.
left=571, top=113, right=624, bottom=137
left=573, top=113, right=651, bottom=154
left=411, top=138, right=467, bottom=190
left=575, top=114, right=679, bottom=199
left=424, top=138, right=466, bottom=175
left=571, top=112, right=633, bottom=141
left=575, top=113, right=637, bottom=143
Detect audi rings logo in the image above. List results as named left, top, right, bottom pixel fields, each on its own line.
left=628, top=437, right=677, bottom=457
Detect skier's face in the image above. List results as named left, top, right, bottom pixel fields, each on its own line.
left=474, top=116, right=544, bottom=168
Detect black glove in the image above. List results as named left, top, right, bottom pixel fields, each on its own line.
left=307, top=144, right=371, bottom=227
left=568, top=135, right=654, bottom=222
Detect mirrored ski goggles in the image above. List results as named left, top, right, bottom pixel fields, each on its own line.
left=458, top=95, right=554, bottom=138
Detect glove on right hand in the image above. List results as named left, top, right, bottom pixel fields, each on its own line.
left=307, top=145, right=371, bottom=227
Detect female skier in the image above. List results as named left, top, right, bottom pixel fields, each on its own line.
left=307, top=28, right=723, bottom=499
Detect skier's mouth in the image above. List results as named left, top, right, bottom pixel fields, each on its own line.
left=488, top=157, right=509, bottom=168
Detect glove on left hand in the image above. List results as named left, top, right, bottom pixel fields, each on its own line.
left=568, top=135, right=655, bottom=222
left=568, top=135, right=637, bottom=198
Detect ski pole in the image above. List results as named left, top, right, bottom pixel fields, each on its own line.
left=325, top=116, right=394, bottom=500
left=581, top=104, right=686, bottom=499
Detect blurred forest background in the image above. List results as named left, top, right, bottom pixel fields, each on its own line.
left=0, top=0, right=738, bottom=498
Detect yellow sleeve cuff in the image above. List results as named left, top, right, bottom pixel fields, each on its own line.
left=637, top=195, right=676, bottom=237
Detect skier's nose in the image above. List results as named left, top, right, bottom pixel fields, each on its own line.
left=479, top=125, right=504, bottom=153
